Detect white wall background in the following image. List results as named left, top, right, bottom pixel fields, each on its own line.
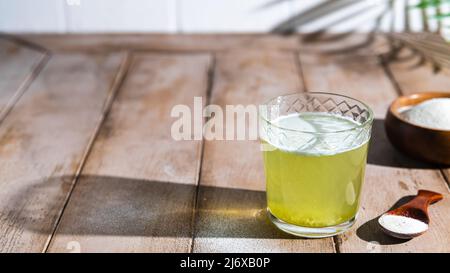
left=0, top=0, right=448, bottom=33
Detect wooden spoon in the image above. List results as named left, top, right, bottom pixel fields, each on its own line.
left=378, top=190, right=443, bottom=239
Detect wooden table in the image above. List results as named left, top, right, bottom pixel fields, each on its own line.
left=0, top=34, right=449, bottom=253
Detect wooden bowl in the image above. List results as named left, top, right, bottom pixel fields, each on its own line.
left=385, top=92, right=450, bottom=165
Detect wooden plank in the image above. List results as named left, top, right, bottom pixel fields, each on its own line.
left=0, top=39, right=47, bottom=120
left=387, top=50, right=450, bottom=182
left=192, top=50, right=336, bottom=253
left=20, top=34, right=300, bottom=53
left=0, top=52, right=124, bottom=252
left=299, top=50, right=450, bottom=252
left=47, top=53, right=212, bottom=253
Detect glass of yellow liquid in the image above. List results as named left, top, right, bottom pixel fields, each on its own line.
left=259, top=92, right=373, bottom=238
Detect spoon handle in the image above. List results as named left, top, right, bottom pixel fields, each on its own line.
left=409, top=190, right=443, bottom=209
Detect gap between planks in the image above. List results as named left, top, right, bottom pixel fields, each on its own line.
left=189, top=55, right=216, bottom=253
left=0, top=36, right=51, bottom=129
left=0, top=54, right=50, bottom=125
left=42, top=51, right=132, bottom=253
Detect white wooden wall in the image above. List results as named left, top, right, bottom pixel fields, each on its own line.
left=0, top=0, right=448, bottom=33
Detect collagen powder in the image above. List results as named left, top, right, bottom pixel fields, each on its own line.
left=378, top=214, right=428, bottom=235
left=400, top=98, right=450, bottom=130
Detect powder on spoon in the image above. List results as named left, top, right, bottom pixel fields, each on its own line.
left=400, top=98, right=450, bottom=130
left=378, top=214, right=429, bottom=235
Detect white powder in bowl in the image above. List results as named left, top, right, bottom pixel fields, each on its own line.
left=400, top=98, right=450, bottom=130
left=378, top=214, right=428, bottom=235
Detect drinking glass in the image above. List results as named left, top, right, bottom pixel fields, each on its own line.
left=259, top=92, right=374, bottom=238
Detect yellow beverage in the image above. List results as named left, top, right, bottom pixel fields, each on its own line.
left=262, top=113, right=370, bottom=228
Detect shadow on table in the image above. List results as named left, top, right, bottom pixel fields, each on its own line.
left=8, top=175, right=296, bottom=239
left=9, top=120, right=441, bottom=242
left=367, top=119, right=440, bottom=169
left=356, top=195, right=414, bottom=245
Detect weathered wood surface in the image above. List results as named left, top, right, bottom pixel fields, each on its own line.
left=21, top=34, right=300, bottom=53
left=0, top=34, right=449, bottom=253
left=300, top=48, right=450, bottom=252
left=47, top=53, right=211, bottom=252
left=0, top=39, right=47, bottom=121
left=193, top=50, right=335, bottom=253
left=0, top=49, right=125, bottom=252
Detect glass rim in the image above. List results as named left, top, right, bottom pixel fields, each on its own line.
left=259, top=92, right=375, bottom=134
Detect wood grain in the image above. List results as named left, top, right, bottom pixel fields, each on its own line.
left=21, top=34, right=300, bottom=53
left=0, top=52, right=124, bottom=252
left=387, top=49, right=450, bottom=183
left=192, top=50, right=336, bottom=253
left=0, top=39, right=47, bottom=121
left=1, top=34, right=448, bottom=253
left=299, top=50, right=450, bottom=252
left=47, top=53, right=212, bottom=253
